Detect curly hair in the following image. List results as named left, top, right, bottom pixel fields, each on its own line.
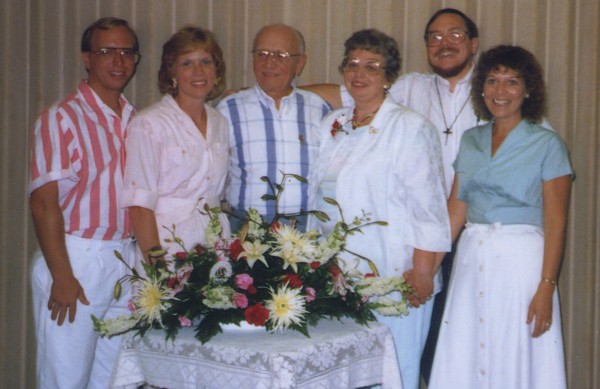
left=471, top=45, right=546, bottom=123
left=81, top=17, right=139, bottom=53
left=158, top=26, right=226, bottom=101
left=338, top=29, right=401, bottom=85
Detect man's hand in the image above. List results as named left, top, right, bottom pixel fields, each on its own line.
left=48, top=273, right=89, bottom=325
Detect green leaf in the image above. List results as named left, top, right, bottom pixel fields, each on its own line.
left=260, top=176, right=270, bottom=182
left=323, top=197, right=339, bottom=206
left=261, top=194, right=277, bottom=201
left=113, top=282, right=122, bottom=299
left=311, top=211, right=331, bottom=222
left=289, top=174, right=307, bottom=183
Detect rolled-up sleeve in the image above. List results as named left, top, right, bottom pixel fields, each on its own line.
left=122, top=116, right=160, bottom=210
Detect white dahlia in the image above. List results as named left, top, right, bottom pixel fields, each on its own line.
left=132, top=278, right=172, bottom=325
left=265, top=283, right=307, bottom=331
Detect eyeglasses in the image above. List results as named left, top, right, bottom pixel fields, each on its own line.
left=425, top=30, right=470, bottom=47
left=252, top=50, right=302, bottom=64
left=90, top=47, right=141, bottom=64
left=341, top=58, right=385, bottom=76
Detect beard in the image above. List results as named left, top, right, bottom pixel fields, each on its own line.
left=429, top=50, right=473, bottom=79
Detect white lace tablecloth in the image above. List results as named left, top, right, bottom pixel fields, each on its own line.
left=109, top=319, right=402, bottom=389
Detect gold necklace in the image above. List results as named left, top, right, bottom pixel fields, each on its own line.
left=351, top=107, right=379, bottom=129
left=435, top=78, right=469, bottom=145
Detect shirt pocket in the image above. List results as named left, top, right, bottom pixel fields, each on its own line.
left=159, top=145, right=204, bottom=190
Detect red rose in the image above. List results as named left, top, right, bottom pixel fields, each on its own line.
left=167, top=277, right=177, bottom=289
left=328, top=266, right=341, bottom=278
left=244, top=304, right=269, bottom=326
left=282, top=273, right=303, bottom=288
left=175, top=252, right=187, bottom=260
left=194, top=244, right=205, bottom=256
left=270, top=222, right=281, bottom=232
left=247, top=285, right=257, bottom=295
left=229, top=239, right=244, bottom=260
left=310, top=261, right=321, bottom=270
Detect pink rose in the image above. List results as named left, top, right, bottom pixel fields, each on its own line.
left=235, top=274, right=254, bottom=290
left=233, top=292, right=249, bottom=309
left=305, top=287, right=316, bottom=302
left=178, top=316, right=192, bottom=327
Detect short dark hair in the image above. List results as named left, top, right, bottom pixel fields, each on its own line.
left=471, top=45, right=546, bottom=122
left=158, top=26, right=226, bottom=100
left=338, top=29, right=401, bottom=84
left=424, top=8, right=479, bottom=41
left=81, top=17, right=139, bottom=52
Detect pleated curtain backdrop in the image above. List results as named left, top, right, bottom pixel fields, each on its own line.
left=1, top=1, right=598, bottom=388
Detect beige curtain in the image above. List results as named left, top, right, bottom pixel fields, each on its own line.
left=1, top=1, right=598, bottom=388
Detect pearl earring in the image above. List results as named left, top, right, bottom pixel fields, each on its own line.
left=172, top=78, right=178, bottom=88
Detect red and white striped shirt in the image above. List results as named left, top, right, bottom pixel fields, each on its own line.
left=30, top=80, right=135, bottom=240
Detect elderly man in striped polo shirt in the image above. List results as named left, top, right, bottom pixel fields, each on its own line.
left=29, top=17, right=140, bottom=389
left=218, top=24, right=330, bottom=230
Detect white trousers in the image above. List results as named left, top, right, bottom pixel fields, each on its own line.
left=31, top=234, right=134, bottom=389
left=376, top=298, right=434, bottom=389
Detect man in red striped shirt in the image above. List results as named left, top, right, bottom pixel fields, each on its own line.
left=29, top=17, right=140, bottom=389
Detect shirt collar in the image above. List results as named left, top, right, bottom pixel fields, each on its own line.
left=79, top=79, right=134, bottom=119
left=254, top=84, right=298, bottom=109
left=433, top=65, right=474, bottom=89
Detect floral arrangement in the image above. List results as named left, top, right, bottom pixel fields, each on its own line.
left=93, top=175, right=412, bottom=344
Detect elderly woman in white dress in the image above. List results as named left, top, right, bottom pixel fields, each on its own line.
left=308, top=29, right=450, bottom=389
left=429, top=45, right=572, bottom=389
left=122, top=26, right=230, bottom=261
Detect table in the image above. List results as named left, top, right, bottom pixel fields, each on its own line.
left=109, top=319, right=402, bottom=389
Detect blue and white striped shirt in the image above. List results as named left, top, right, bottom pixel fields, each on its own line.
left=217, top=85, right=330, bottom=225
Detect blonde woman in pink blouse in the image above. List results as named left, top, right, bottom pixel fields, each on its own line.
left=123, top=26, right=230, bottom=262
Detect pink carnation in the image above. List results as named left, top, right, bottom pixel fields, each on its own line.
left=233, top=293, right=249, bottom=309
left=127, top=299, right=136, bottom=313
left=235, top=274, right=254, bottom=290
left=305, top=287, right=316, bottom=302
left=178, top=316, right=192, bottom=327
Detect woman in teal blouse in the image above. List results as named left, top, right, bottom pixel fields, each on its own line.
left=429, top=45, right=572, bottom=389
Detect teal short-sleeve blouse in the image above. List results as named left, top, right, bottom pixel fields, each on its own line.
left=454, top=120, right=573, bottom=227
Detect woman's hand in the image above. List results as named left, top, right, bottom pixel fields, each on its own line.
left=527, top=281, right=555, bottom=337
left=403, top=269, right=434, bottom=308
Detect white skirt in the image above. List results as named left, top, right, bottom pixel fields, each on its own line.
left=429, top=223, right=566, bottom=389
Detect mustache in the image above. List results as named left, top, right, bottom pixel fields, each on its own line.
left=435, top=48, right=459, bottom=56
